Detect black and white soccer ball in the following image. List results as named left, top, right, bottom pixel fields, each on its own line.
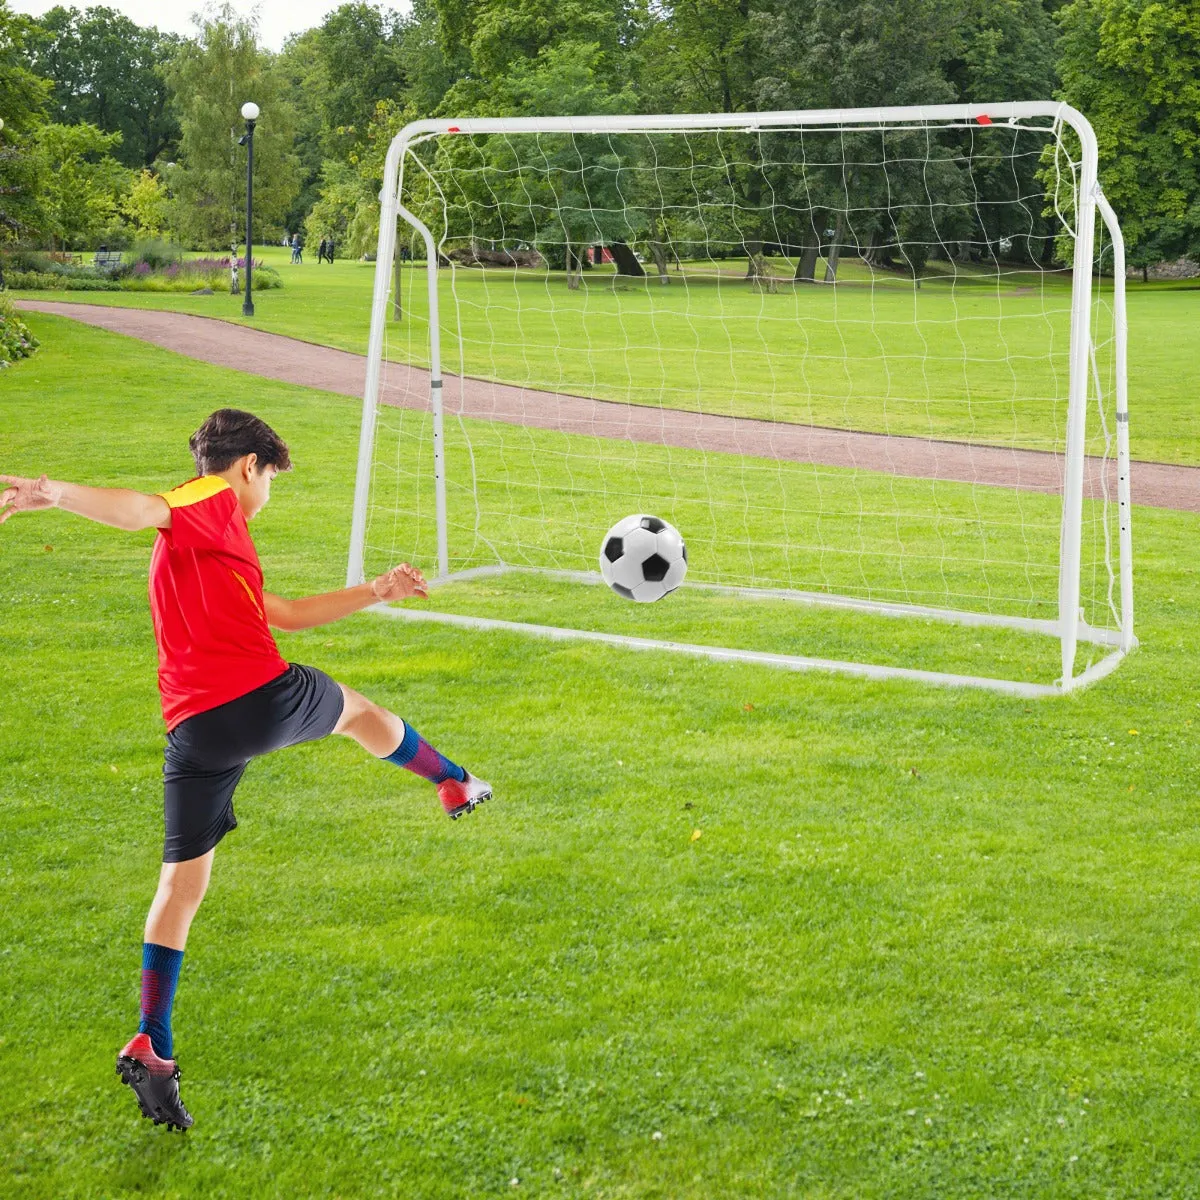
left=599, top=514, right=687, bottom=602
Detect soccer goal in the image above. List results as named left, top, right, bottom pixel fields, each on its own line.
left=346, top=103, right=1134, bottom=697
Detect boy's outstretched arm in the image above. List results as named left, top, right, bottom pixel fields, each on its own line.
left=0, top=474, right=170, bottom=532
left=264, top=563, right=428, bottom=632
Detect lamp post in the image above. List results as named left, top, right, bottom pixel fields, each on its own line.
left=238, top=102, right=259, bottom=316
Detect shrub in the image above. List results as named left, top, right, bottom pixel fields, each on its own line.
left=4, top=270, right=121, bottom=291
left=0, top=293, right=39, bottom=366
left=1, top=248, right=55, bottom=273
left=129, top=238, right=183, bottom=271
left=4, top=270, right=63, bottom=289
left=4, top=255, right=281, bottom=293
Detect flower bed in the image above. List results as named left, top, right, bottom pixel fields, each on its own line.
left=0, top=294, right=39, bottom=367
left=1, top=246, right=282, bottom=293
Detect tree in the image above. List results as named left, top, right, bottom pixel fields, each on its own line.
left=276, top=28, right=327, bottom=230
left=278, top=4, right=411, bottom=237
left=302, top=157, right=364, bottom=251
left=0, top=3, right=52, bottom=244
left=121, top=167, right=170, bottom=237
left=24, top=5, right=182, bottom=168
left=434, top=0, right=636, bottom=89
left=313, top=3, right=408, bottom=160
left=165, top=5, right=301, bottom=249
left=1057, top=0, right=1200, bottom=270
left=473, top=41, right=639, bottom=287
left=34, top=121, right=129, bottom=249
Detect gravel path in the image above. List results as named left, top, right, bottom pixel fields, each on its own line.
left=17, top=298, right=1198, bottom=513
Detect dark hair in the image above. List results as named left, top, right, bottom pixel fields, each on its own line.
left=189, top=409, right=292, bottom=476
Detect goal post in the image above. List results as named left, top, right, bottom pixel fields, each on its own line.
left=347, top=103, right=1134, bottom=697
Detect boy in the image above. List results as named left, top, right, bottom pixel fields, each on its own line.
left=0, top=409, right=491, bottom=1131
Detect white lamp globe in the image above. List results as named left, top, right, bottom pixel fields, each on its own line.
left=241, top=102, right=260, bottom=121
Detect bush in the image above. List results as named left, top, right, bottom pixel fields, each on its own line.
left=117, top=260, right=282, bottom=293
left=128, top=238, right=184, bottom=271
left=1, top=248, right=55, bottom=273
left=5, top=270, right=121, bottom=291
left=3, top=256, right=281, bottom=293
left=0, top=293, right=39, bottom=366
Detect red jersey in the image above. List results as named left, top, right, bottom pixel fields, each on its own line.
left=149, top=476, right=288, bottom=731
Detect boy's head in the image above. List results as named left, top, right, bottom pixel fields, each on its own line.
left=190, top=409, right=291, bottom=519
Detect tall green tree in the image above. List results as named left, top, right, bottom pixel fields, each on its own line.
left=0, top=3, right=52, bottom=244
left=24, top=5, right=182, bottom=168
left=34, top=121, right=129, bottom=249
left=435, top=0, right=637, bottom=87
left=277, top=27, right=327, bottom=230
left=322, top=0, right=466, bottom=259
left=1057, top=0, right=1200, bottom=270
left=314, top=3, right=409, bottom=158
left=166, top=5, right=301, bottom=249
left=279, top=4, right=411, bottom=237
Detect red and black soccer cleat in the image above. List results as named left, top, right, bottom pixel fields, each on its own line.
left=437, top=771, right=492, bottom=820
left=116, top=1032, right=193, bottom=1131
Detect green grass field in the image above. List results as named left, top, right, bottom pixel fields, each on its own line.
left=11, top=245, right=1200, bottom=465
left=3, top=312, right=1200, bottom=1197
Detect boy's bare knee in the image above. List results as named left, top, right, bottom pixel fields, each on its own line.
left=156, top=858, right=212, bottom=910
left=333, top=684, right=376, bottom=736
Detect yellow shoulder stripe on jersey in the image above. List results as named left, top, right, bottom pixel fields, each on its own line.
left=159, top=476, right=231, bottom=509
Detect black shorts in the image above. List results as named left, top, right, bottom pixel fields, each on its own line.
left=162, top=664, right=345, bottom=863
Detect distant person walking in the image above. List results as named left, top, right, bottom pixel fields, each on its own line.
left=290, top=233, right=303, bottom=264
left=317, top=238, right=329, bottom=264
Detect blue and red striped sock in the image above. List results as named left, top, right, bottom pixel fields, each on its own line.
left=384, top=722, right=466, bottom=784
left=138, top=942, right=184, bottom=1060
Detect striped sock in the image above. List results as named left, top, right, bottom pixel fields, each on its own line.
left=138, top=942, right=184, bottom=1060
left=384, top=722, right=466, bottom=784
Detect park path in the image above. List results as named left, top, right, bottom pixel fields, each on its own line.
left=16, top=298, right=1199, bottom=513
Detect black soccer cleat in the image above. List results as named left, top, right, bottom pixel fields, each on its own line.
left=116, top=1032, right=193, bottom=1130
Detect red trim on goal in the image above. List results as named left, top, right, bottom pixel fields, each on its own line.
left=976, top=115, right=993, bottom=125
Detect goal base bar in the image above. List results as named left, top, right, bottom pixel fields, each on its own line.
left=431, top=565, right=1129, bottom=649
left=367, top=602, right=1131, bottom=698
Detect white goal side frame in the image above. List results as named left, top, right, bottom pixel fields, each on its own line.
left=346, top=102, right=1134, bottom=698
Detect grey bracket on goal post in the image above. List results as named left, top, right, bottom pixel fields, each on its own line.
left=346, top=102, right=1134, bottom=696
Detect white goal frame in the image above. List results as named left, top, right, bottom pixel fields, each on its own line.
left=347, top=102, right=1134, bottom=698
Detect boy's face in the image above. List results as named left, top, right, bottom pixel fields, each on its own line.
left=242, top=461, right=277, bottom=520
left=223, top=454, right=277, bottom=520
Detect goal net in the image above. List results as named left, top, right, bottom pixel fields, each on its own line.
left=347, top=104, right=1134, bottom=697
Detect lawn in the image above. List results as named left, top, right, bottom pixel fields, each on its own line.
left=11, top=245, right=1200, bottom=466
left=2, top=314, right=1199, bottom=1198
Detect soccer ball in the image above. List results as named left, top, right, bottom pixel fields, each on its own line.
left=599, top=515, right=687, bottom=602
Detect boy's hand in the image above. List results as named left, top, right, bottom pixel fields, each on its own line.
left=370, top=563, right=429, bottom=601
left=0, top=474, right=62, bottom=524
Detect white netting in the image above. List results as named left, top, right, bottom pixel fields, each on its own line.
left=357, top=111, right=1129, bottom=689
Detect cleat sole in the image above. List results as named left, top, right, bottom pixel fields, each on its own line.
left=117, top=1053, right=193, bottom=1130
left=447, top=790, right=490, bottom=820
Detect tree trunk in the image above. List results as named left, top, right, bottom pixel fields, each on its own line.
left=1142, top=265, right=1149, bottom=283
left=649, top=240, right=669, bottom=284
left=794, top=243, right=820, bottom=282
left=745, top=240, right=779, bottom=292
left=823, top=214, right=845, bottom=283
left=565, top=240, right=582, bottom=289
left=609, top=240, right=646, bottom=277
left=745, top=239, right=765, bottom=279
left=863, top=229, right=899, bottom=272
